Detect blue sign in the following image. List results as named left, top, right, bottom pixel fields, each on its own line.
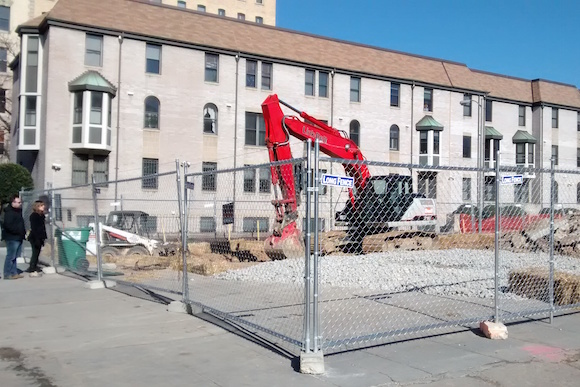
left=501, top=175, right=523, bottom=185
left=321, top=174, right=354, bottom=188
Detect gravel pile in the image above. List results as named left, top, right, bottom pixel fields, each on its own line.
left=215, top=249, right=580, bottom=299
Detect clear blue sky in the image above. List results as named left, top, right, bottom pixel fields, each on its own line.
left=277, top=0, right=580, bottom=88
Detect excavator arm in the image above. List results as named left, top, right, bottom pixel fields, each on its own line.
left=261, top=94, right=370, bottom=259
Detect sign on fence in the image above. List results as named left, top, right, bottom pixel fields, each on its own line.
left=501, top=175, right=523, bottom=185
left=222, top=202, right=234, bottom=225
left=321, top=174, right=354, bottom=188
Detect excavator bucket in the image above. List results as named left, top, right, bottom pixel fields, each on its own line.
left=264, top=222, right=305, bottom=260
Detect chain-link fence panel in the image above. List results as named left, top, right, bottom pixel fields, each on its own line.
left=183, top=159, right=307, bottom=355
left=318, top=159, right=500, bottom=353
left=94, top=171, right=183, bottom=295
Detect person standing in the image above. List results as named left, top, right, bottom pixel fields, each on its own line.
left=26, top=200, right=47, bottom=277
left=2, top=194, right=26, bottom=280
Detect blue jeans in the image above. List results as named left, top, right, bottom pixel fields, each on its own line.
left=3, top=240, right=23, bottom=278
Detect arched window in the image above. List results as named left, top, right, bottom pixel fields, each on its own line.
left=203, top=103, right=218, bottom=134
left=349, top=120, right=360, bottom=146
left=144, top=96, right=160, bottom=129
left=389, top=124, right=399, bottom=151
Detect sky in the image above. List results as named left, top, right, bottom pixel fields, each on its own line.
left=277, top=0, right=580, bottom=88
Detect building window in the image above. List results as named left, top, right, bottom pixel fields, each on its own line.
left=462, top=177, right=471, bottom=201
left=515, top=179, right=530, bottom=203
left=420, top=131, right=428, bottom=154
left=197, top=4, right=206, bottom=11
left=577, top=148, right=580, bottom=168
left=552, top=107, right=559, bottom=128
left=256, top=16, right=263, bottom=24
left=553, top=181, right=559, bottom=204
left=144, top=96, right=160, bottom=128
left=0, top=6, right=9, bottom=31
left=246, top=60, right=257, bottom=88
left=350, top=77, right=361, bottom=102
left=319, top=71, right=329, bottom=98
left=245, top=112, right=266, bottom=146
left=433, top=131, right=440, bottom=155
left=259, top=167, right=271, bottom=193
left=94, top=155, right=109, bottom=185
left=0, top=89, right=5, bottom=113
left=484, top=176, right=495, bottom=201
left=72, top=154, right=89, bottom=185
left=516, top=143, right=526, bottom=164
left=243, top=217, right=269, bottom=233
left=261, top=62, right=272, bottom=90
left=518, top=105, right=525, bottom=126
left=218, top=8, right=225, bottom=16
left=90, top=92, right=102, bottom=125
left=577, top=112, right=580, bottom=132
left=463, top=135, right=471, bottom=158
left=390, top=83, right=400, bottom=107
left=389, top=125, right=399, bottom=151
left=552, top=145, right=558, bottom=166
left=577, top=183, right=580, bottom=204
left=528, top=143, right=534, bottom=166
left=200, top=217, right=216, bottom=233
left=423, top=88, right=433, bottom=112
left=418, top=172, right=437, bottom=199
left=142, top=158, right=159, bottom=189
left=244, top=166, right=256, bottom=193
left=85, top=34, right=103, bottom=67
left=24, top=96, right=37, bottom=126
left=0, top=47, right=6, bottom=72
left=177, top=1, right=186, bottom=8
left=146, top=44, right=161, bottom=74
left=463, top=94, right=472, bottom=117
left=256, top=0, right=263, bottom=3
left=203, top=103, right=218, bottom=134
left=25, top=37, right=39, bottom=93
left=349, top=120, right=360, bottom=146
left=305, top=69, right=315, bottom=96
left=205, top=53, right=219, bottom=82
left=485, top=99, right=492, bottom=122
left=202, top=162, right=217, bottom=191
left=238, top=13, right=245, bottom=20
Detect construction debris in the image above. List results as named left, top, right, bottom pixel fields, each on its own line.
left=509, top=267, right=580, bottom=305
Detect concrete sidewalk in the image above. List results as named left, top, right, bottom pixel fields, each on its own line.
left=1, top=271, right=580, bottom=386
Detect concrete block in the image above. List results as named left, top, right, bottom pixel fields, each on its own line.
left=480, top=321, right=508, bottom=340
left=55, top=266, right=68, bottom=273
left=102, top=263, right=117, bottom=270
left=167, top=301, right=192, bottom=314
left=104, top=280, right=117, bottom=288
left=84, top=280, right=106, bottom=290
left=300, top=351, right=325, bottom=374
left=42, top=267, right=57, bottom=274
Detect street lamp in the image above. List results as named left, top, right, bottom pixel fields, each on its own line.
left=460, top=95, right=486, bottom=233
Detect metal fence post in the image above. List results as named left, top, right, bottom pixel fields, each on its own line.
left=549, top=156, right=555, bottom=323
left=494, top=149, right=501, bottom=323
left=175, top=160, right=188, bottom=302
left=91, top=175, right=103, bottom=282
left=303, top=139, right=313, bottom=353
left=46, top=184, right=57, bottom=268
left=313, top=139, right=321, bottom=352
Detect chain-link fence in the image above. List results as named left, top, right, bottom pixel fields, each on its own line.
left=15, top=144, right=580, bottom=357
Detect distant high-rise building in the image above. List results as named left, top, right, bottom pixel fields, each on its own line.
left=159, top=0, right=276, bottom=25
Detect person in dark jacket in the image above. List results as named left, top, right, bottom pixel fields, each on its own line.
left=2, top=194, right=26, bottom=280
left=26, top=200, right=47, bottom=276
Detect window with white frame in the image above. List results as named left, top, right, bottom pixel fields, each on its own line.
left=85, top=34, right=103, bottom=67
left=202, top=162, right=217, bottom=191
left=319, top=71, right=329, bottom=98
left=463, top=135, right=471, bottom=158
left=0, top=6, right=9, bottom=31
left=261, top=62, right=272, bottom=90
left=26, top=36, right=39, bottom=93
left=144, top=96, right=160, bottom=128
left=246, top=60, right=257, bottom=88
left=305, top=69, right=315, bottom=96
left=518, top=105, right=525, bottom=126
left=203, top=103, right=218, bottom=134
left=349, top=120, right=360, bottom=146
left=205, top=53, right=219, bottom=82
left=218, top=8, right=225, bottom=16
left=485, top=99, right=492, bottom=122
left=142, top=158, right=159, bottom=189
left=390, top=83, right=400, bottom=107
left=516, top=143, right=526, bottom=164
left=423, top=88, right=433, bottom=112
left=389, top=125, right=399, bottom=151
left=244, top=166, right=256, bottom=193
left=463, top=94, right=472, bottom=116
left=0, top=47, right=6, bottom=72
left=197, top=4, right=206, bottom=11
left=552, top=107, right=559, bottom=128
left=577, top=112, right=580, bottom=132
left=350, top=77, right=361, bottom=102
left=146, top=43, right=161, bottom=74
left=259, top=167, right=271, bottom=193
left=245, top=112, right=266, bottom=146
left=462, top=177, right=471, bottom=201
left=256, top=16, right=263, bottom=23
left=238, top=13, right=245, bottom=20
left=177, top=1, right=186, bottom=8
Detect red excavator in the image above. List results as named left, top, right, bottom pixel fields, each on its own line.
left=261, top=94, right=436, bottom=259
